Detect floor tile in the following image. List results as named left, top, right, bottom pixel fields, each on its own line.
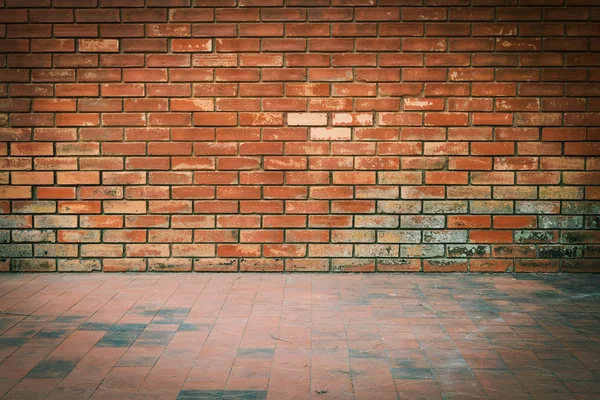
left=0, top=273, right=598, bottom=399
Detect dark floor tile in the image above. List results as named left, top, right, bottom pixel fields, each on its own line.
left=133, top=309, right=160, bottom=317
left=110, top=323, right=147, bottom=332
left=0, top=337, right=28, bottom=347
left=391, top=368, right=434, bottom=380
left=177, top=390, right=222, bottom=399
left=134, top=331, right=175, bottom=347
left=96, top=331, right=139, bottom=348
left=78, top=322, right=113, bottom=331
left=158, top=307, right=191, bottom=316
left=236, top=348, right=274, bottom=358
left=152, top=316, right=186, bottom=324
left=179, top=323, right=213, bottom=332
left=54, top=316, right=85, bottom=323
left=178, top=391, right=267, bottom=400
left=117, top=355, right=159, bottom=367
left=36, top=329, right=68, bottom=339
left=26, top=358, right=77, bottom=379
left=222, top=391, right=267, bottom=400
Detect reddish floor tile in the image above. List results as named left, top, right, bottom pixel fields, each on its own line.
left=3, top=377, right=61, bottom=400
left=0, top=273, right=598, bottom=399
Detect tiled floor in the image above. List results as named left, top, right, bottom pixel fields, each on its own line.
left=0, top=273, right=598, bottom=400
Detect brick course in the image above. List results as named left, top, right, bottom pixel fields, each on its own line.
left=0, top=0, right=599, bottom=273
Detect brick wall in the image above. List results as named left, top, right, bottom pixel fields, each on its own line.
left=0, top=0, right=599, bottom=273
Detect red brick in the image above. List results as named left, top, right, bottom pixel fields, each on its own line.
left=470, top=230, right=513, bottom=244
left=470, top=260, right=513, bottom=273
left=0, top=3, right=595, bottom=274
left=516, top=260, right=559, bottom=273
left=493, top=216, right=537, bottom=229
left=79, top=39, right=119, bottom=52
left=172, top=39, right=212, bottom=52
left=424, top=259, right=467, bottom=273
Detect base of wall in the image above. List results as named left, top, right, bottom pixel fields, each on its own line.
left=3, top=257, right=598, bottom=273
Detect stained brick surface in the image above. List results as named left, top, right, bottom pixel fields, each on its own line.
left=0, top=1, right=599, bottom=272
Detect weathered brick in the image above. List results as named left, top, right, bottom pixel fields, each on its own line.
left=516, top=201, right=560, bottom=215
left=0, top=216, right=33, bottom=228
left=0, top=244, right=32, bottom=257
left=515, top=259, right=559, bottom=273
left=148, top=258, right=192, bottom=272
left=423, top=201, right=467, bottom=214
left=355, top=244, right=398, bottom=258
left=377, top=259, right=421, bottom=272
left=331, top=259, right=375, bottom=272
left=12, top=230, right=55, bottom=243
left=310, top=127, right=351, bottom=141
left=423, top=230, right=468, bottom=243
left=286, top=258, right=329, bottom=272
left=514, top=230, right=558, bottom=244
left=470, top=201, right=514, bottom=215
left=58, top=259, right=101, bottom=272
left=400, top=216, right=445, bottom=229
left=35, top=244, right=78, bottom=257
left=12, top=258, right=56, bottom=272
left=470, top=259, right=513, bottom=273
left=424, top=259, right=468, bottom=272
left=401, top=244, right=445, bottom=258
left=448, top=245, right=490, bottom=258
